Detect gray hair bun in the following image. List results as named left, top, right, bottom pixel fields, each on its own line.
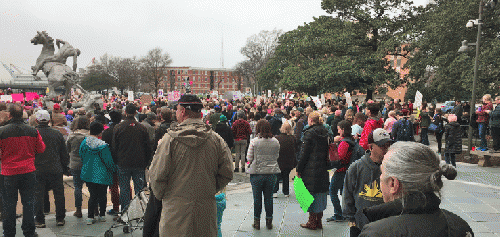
left=430, top=164, right=457, bottom=192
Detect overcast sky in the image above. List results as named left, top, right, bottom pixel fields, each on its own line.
left=1, top=0, right=428, bottom=81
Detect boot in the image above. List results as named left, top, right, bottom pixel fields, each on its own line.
left=266, top=218, right=273, bottom=230
left=73, top=207, right=82, bottom=218
left=300, top=212, right=317, bottom=230
left=252, top=218, right=260, bottom=230
left=316, top=212, right=323, bottom=229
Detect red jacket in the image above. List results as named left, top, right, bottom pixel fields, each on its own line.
left=476, top=102, right=493, bottom=124
left=231, top=119, right=252, bottom=141
left=359, top=117, right=384, bottom=150
left=336, top=138, right=352, bottom=173
left=0, top=119, right=46, bottom=176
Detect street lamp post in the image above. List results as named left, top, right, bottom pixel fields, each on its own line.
left=466, top=1, right=483, bottom=156
left=459, top=0, right=496, bottom=155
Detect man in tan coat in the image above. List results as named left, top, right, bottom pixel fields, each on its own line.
left=149, top=94, right=233, bottom=237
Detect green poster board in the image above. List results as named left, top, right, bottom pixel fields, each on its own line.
left=293, top=177, right=314, bottom=213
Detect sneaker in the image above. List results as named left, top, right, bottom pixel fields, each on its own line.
left=35, top=222, right=46, bottom=228
left=273, top=193, right=278, bottom=198
left=482, top=147, right=489, bottom=151
left=86, top=218, right=95, bottom=225
left=234, top=168, right=239, bottom=172
left=56, top=220, right=65, bottom=226
left=107, top=209, right=119, bottom=216
left=241, top=168, right=245, bottom=173
left=97, top=216, right=106, bottom=222
left=284, top=195, right=290, bottom=198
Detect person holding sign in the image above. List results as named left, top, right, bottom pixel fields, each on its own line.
left=296, top=111, right=329, bottom=230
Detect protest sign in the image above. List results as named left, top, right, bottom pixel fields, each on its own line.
left=345, top=92, right=353, bottom=107
left=293, top=177, right=315, bottom=213
left=128, top=91, right=134, bottom=102
left=414, top=90, right=423, bottom=108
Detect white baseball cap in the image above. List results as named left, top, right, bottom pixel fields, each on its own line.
left=35, top=110, right=50, bottom=122
left=371, top=128, right=393, bottom=146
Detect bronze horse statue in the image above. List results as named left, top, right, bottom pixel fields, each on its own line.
left=31, top=31, right=88, bottom=106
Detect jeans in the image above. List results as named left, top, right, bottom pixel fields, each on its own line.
left=492, top=127, right=500, bottom=150
left=71, top=169, right=84, bottom=208
left=435, top=132, right=444, bottom=153
left=445, top=153, right=456, bottom=167
left=273, top=169, right=292, bottom=195
left=2, top=172, right=37, bottom=237
left=250, top=174, right=276, bottom=219
left=110, top=173, right=120, bottom=211
left=35, top=171, right=66, bottom=223
left=479, top=123, right=488, bottom=149
left=329, top=172, right=346, bottom=217
left=86, top=182, right=108, bottom=218
left=421, top=127, right=429, bottom=145
left=234, top=140, right=247, bottom=169
left=118, top=167, right=145, bottom=211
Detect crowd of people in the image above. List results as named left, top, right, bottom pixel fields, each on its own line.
left=0, top=91, right=491, bottom=236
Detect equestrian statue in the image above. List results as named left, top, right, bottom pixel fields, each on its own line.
left=31, top=31, right=96, bottom=108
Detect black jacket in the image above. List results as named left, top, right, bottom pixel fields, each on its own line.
left=35, top=124, right=70, bottom=174
left=102, top=124, right=117, bottom=164
left=214, top=122, right=234, bottom=149
left=112, top=117, right=152, bottom=169
left=154, top=121, right=172, bottom=149
left=296, top=124, right=329, bottom=193
left=359, top=192, right=474, bottom=237
left=445, top=122, right=462, bottom=154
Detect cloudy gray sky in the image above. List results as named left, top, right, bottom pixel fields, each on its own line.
left=1, top=0, right=428, bottom=81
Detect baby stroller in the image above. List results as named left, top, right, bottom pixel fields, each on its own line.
left=104, top=188, right=149, bottom=237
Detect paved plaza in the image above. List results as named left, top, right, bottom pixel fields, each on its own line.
left=2, top=136, right=500, bottom=236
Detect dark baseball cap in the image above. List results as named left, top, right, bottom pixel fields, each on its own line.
left=178, top=94, right=202, bottom=112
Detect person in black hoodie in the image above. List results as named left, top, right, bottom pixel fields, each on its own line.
left=214, top=114, right=234, bottom=149
left=34, top=110, right=70, bottom=227
left=296, top=111, right=329, bottom=230
left=101, top=110, right=122, bottom=215
left=358, top=142, right=473, bottom=237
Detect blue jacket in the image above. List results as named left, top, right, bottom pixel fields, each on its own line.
left=79, top=136, right=117, bottom=185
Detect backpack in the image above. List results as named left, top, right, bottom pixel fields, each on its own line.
left=341, top=138, right=365, bottom=167
left=396, top=119, right=413, bottom=141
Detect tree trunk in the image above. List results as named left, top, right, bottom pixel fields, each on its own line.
left=366, top=88, right=373, bottom=100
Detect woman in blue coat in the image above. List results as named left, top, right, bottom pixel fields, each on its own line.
left=79, top=121, right=117, bottom=225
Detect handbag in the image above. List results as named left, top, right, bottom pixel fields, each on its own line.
left=429, top=123, right=438, bottom=132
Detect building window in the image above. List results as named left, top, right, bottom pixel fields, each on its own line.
left=390, top=60, right=395, bottom=68
left=396, top=58, right=402, bottom=68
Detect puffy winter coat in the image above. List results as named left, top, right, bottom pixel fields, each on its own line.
left=296, top=124, right=329, bottom=194
left=246, top=137, right=281, bottom=174
left=79, top=136, right=117, bottom=185
left=445, top=122, right=462, bottom=154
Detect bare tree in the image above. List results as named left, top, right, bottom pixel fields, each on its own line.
left=110, top=56, right=141, bottom=93
left=141, top=47, right=173, bottom=95
left=238, top=29, right=283, bottom=94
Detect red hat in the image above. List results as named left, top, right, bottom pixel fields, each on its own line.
left=53, top=103, right=61, bottom=111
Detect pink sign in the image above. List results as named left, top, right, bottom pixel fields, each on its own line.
left=25, top=92, right=39, bottom=101
left=11, top=93, right=24, bottom=102
left=167, top=91, right=181, bottom=101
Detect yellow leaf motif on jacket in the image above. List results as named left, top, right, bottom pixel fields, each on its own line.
left=359, top=181, right=383, bottom=198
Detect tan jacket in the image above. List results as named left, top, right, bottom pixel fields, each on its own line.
left=149, top=118, right=233, bottom=237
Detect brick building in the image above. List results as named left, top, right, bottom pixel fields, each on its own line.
left=162, top=66, right=241, bottom=94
